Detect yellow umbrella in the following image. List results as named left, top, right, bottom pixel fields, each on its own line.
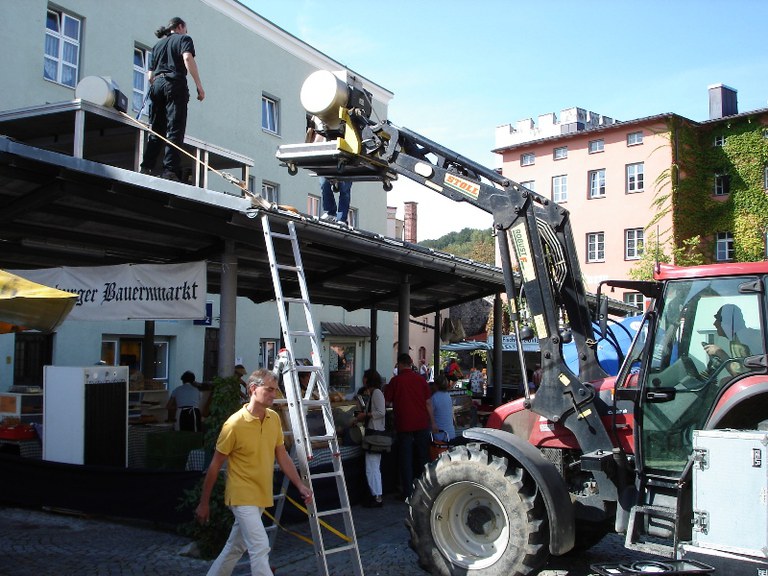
left=0, top=270, right=77, bottom=333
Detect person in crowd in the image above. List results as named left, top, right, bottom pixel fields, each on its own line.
left=384, top=353, right=435, bottom=499
left=196, top=369, right=312, bottom=576
left=445, top=357, right=463, bottom=383
left=532, top=363, right=542, bottom=391
left=469, top=366, right=483, bottom=395
left=166, top=370, right=202, bottom=431
left=140, top=16, right=205, bottom=181
left=129, top=363, right=145, bottom=390
left=431, top=374, right=456, bottom=443
left=234, top=364, right=248, bottom=402
left=353, top=369, right=386, bottom=507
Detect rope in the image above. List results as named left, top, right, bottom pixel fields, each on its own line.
left=263, top=493, right=353, bottom=546
left=118, top=110, right=279, bottom=211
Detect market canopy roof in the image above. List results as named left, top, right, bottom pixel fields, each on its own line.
left=0, top=129, right=505, bottom=317
left=0, top=269, right=77, bottom=333
left=0, top=101, right=640, bottom=318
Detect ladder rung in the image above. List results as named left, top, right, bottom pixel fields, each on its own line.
left=316, top=506, right=350, bottom=518
left=323, top=543, right=358, bottom=556
left=282, top=297, right=309, bottom=305
left=276, top=264, right=300, bottom=272
left=302, top=399, right=329, bottom=407
left=296, top=365, right=321, bottom=372
left=308, top=434, right=335, bottom=443
left=270, top=231, right=293, bottom=240
left=287, top=330, right=316, bottom=338
left=310, top=470, right=343, bottom=480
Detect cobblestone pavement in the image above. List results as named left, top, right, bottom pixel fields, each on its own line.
left=0, top=498, right=656, bottom=576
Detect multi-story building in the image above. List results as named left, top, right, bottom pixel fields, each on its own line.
left=493, top=84, right=768, bottom=309
left=0, top=0, right=506, bottom=403
left=0, top=0, right=397, bottom=392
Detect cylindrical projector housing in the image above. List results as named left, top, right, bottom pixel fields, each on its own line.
left=300, top=70, right=349, bottom=129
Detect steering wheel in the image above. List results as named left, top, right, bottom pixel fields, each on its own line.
left=680, top=354, right=703, bottom=381
left=690, top=355, right=736, bottom=392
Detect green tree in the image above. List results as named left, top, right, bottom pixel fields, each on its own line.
left=177, top=375, right=242, bottom=558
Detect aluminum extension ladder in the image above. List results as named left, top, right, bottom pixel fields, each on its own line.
left=260, top=213, right=364, bottom=576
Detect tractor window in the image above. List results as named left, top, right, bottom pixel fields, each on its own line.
left=639, top=276, right=765, bottom=476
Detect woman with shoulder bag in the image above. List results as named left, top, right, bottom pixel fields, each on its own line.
left=353, top=369, right=386, bottom=507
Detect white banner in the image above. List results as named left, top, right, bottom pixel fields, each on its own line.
left=11, top=262, right=207, bottom=321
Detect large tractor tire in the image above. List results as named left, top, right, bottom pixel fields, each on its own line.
left=406, top=443, right=549, bottom=576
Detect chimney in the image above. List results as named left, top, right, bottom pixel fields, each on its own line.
left=708, top=84, right=738, bottom=119
left=404, top=202, right=418, bottom=244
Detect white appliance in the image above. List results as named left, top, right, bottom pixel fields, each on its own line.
left=43, top=366, right=129, bottom=466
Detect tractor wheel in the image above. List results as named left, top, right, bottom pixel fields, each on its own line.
left=406, top=444, right=549, bottom=576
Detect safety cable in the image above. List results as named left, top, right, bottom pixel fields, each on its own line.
left=263, top=493, right=353, bottom=546
left=118, top=110, right=275, bottom=210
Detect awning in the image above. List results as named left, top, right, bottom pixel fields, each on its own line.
left=320, top=322, right=371, bottom=338
left=0, top=269, right=77, bottom=333
left=441, top=335, right=540, bottom=354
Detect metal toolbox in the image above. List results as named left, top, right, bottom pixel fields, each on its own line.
left=691, top=429, right=768, bottom=558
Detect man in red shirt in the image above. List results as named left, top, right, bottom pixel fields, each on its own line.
left=384, top=353, right=436, bottom=499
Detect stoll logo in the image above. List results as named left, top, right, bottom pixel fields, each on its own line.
left=444, top=174, right=480, bottom=199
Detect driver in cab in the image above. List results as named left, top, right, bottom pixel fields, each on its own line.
left=702, top=304, right=760, bottom=376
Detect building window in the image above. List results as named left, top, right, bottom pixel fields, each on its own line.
left=625, top=228, right=644, bottom=260
left=714, top=173, right=731, bottom=196
left=262, top=94, right=279, bottom=134
left=588, top=169, right=606, bottom=198
left=307, top=194, right=321, bottom=217
left=552, top=175, right=568, bottom=203
left=132, top=47, right=150, bottom=115
left=520, top=180, right=535, bottom=193
left=588, top=139, right=604, bottom=154
left=347, top=207, right=358, bottom=229
left=626, top=162, right=645, bottom=193
left=715, top=232, right=734, bottom=261
left=44, top=9, right=81, bottom=88
left=553, top=146, right=568, bottom=160
left=713, top=135, right=725, bottom=147
left=627, top=131, right=643, bottom=146
left=100, top=336, right=170, bottom=389
left=623, top=292, right=644, bottom=310
left=259, top=339, right=278, bottom=370
left=262, top=181, right=279, bottom=204
left=521, top=153, right=535, bottom=166
left=587, top=232, right=605, bottom=262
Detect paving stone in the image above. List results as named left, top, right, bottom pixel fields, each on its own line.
left=0, top=497, right=656, bottom=575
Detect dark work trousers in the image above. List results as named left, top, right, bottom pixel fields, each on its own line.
left=141, top=76, right=190, bottom=178
left=396, top=428, right=430, bottom=499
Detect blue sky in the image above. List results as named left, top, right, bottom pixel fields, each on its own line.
left=241, top=0, right=768, bottom=240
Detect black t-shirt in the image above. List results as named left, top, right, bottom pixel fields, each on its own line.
left=149, top=33, right=195, bottom=79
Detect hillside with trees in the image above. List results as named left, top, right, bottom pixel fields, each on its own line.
left=420, top=228, right=496, bottom=265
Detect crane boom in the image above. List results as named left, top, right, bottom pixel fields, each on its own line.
left=276, top=72, right=617, bottom=491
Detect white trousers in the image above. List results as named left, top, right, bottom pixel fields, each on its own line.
left=365, top=451, right=382, bottom=497
left=207, top=505, right=271, bottom=576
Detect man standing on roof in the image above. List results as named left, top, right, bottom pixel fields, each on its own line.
left=140, top=16, right=205, bottom=182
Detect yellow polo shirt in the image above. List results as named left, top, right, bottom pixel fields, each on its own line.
left=216, top=405, right=284, bottom=507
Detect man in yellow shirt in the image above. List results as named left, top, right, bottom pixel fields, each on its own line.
left=196, top=369, right=312, bottom=575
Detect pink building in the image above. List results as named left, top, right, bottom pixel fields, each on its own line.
left=493, top=85, right=762, bottom=308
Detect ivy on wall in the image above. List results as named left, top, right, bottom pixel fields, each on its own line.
left=633, top=113, right=768, bottom=280
left=670, top=114, right=768, bottom=263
